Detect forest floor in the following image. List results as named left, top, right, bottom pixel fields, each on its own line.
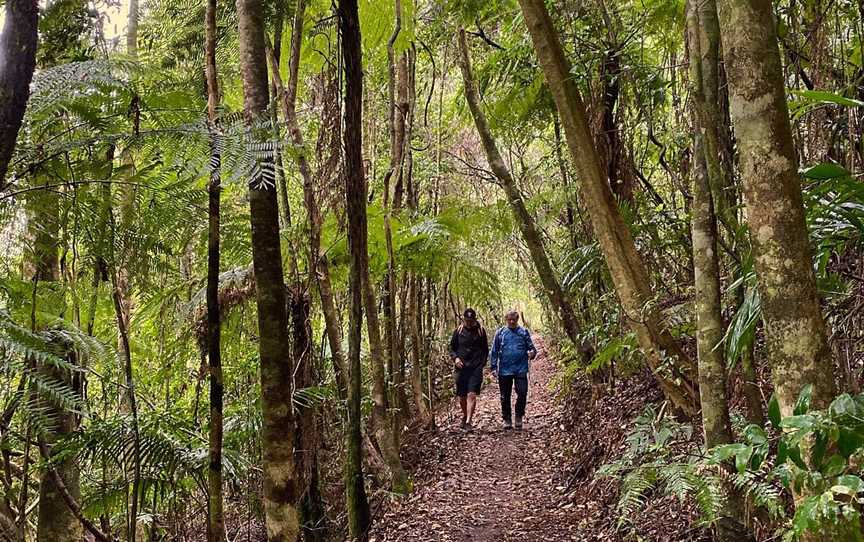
left=369, top=335, right=709, bottom=542
left=369, top=336, right=587, bottom=541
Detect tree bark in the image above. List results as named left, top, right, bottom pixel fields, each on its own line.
left=204, top=0, right=225, bottom=537
left=689, top=13, right=752, bottom=533
left=408, top=273, right=432, bottom=424
left=338, top=0, right=373, bottom=537
left=516, top=0, right=700, bottom=417
left=110, top=273, right=141, bottom=542
left=0, top=0, right=38, bottom=189
left=715, top=0, right=836, bottom=416
left=266, top=3, right=349, bottom=402
left=377, top=0, right=409, bottom=491
left=127, top=0, right=138, bottom=57
left=456, top=29, right=594, bottom=366
left=236, top=0, right=300, bottom=537
left=26, top=172, right=82, bottom=542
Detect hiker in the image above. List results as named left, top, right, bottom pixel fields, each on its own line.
left=449, top=308, right=489, bottom=431
left=489, top=310, right=536, bottom=430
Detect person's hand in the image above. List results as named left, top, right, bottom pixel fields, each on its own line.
left=454, top=357, right=464, bottom=369
left=490, top=369, right=497, bottom=379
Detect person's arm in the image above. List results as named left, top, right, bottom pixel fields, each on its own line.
left=480, top=327, right=490, bottom=367
left=489, top=328, right=500, bottom=373
left=449, top=329, right=463, bottom=368
left=524, top=329, right=537, bottom=360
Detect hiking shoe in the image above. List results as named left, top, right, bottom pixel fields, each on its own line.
left=503, top=420, right=513, bottom=430
left=465, top=422, right=474, bottom=433
left=515, top=416, right=523, bottom=430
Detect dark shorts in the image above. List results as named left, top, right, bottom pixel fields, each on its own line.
left=455, top=364, right=484, bottom=397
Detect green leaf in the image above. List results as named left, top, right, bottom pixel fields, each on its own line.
left=778, top=439, right=808, bottom=470
left=833, top=475, right=864, bottom=494
left=790, top=89, right=864, bottom=108
left=822, top=455, right=847, bottom=477
left=838, top=427, right=864, bottom=458
left=794, top=384, right=814, bottom=415
left=768, top=394, right=782, bottom=428
left=792, top=495, right=819, bottom=535
left=811, top=431, right=829, bottom=469
left=801, top=162, right=852, bottom=180
left=780, top=414, right=818, bottom=431
left=735, top=447, right=754, bottom=473
left=711, top=443, right=750, bottom=463
left=830, top=394, right=857, bottom=418
left=743, top=424, right=768, bottom=446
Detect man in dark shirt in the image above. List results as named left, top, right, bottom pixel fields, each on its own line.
left=449, top=308, right=489, bottom=431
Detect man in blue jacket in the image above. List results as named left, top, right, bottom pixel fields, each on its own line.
left=489, top=310, right=536, bottom=430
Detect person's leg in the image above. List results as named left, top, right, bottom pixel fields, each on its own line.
left=465, top=365, right=482, bottom=427
left=455, top=370, right=468, bottom=427
left=499, top=374, right=514, bottom=427
left=514, top=374, right=529, bottom=428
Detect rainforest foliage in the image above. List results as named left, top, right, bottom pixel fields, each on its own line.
left=0, top=0, right=863, bottom=539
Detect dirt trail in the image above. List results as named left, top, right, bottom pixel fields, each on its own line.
left=370, top=336, right=584, bottom=541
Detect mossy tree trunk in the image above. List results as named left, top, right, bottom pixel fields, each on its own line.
left=517, top=0, right=700, bottom=417
left=203, top=0, right=225, bottom=537
left=338, top=0, right=373, bottom=536
left=236, top=0, right=300, bottom=537
left=715, top=0, right=836, bottom=417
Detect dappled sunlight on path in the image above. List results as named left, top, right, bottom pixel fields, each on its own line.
left=370, top=337, right=584, bottom=541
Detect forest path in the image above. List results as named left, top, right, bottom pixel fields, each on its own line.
left=370, top=336, right=584, bottom=541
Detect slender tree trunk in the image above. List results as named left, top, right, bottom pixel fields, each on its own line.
left=457, top=29, right=594, bottom=365
left=0, top=0, right=38, bottom=188
left=338, top=0, right=373, bottom=536
left=689, top=12, right=752, bottom=532
left=377, top=0, right=409, bottom=491
left=28, top=175, right=83, bottom=542
left=715, top=0, right=836, bottom=417
left=109, top=273, right=142, bottom=542
left=127, top=0, right=138, bottom=57
left=515, top=0, right=700, bottom=417
left=409, top=274, right=432, bottom=424
left=236, top=0, right=300, bottom=537
left=289, top=287, right=326, bottom=542
left=266, top=2, right=349, bottom=402
left=204, top=0, right=225, bottom=537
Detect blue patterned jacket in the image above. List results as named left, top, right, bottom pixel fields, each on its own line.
left=489, top=326, right=535, bottom=376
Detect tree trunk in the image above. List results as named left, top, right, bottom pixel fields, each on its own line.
left=689, top=12, right=752, bottom=532
left=289, top=288, right=326, bottom=542
left=24, top=172, right=82, bottom=542
left=409, top=274, right=432, bottom=425
left=516, top=0, right=700, bottom=417
left=236, top=0, right=300, bottom=537
left=204, top=0, right=225, bottom=537
left=456, top=28, right=594, bottom=366
left=337, top=0, right=373, bottom=537
left=715, top=0, right=836, bottom=416
left=110, top=273, right=142, bottom=542
left=0, top=0, right=38, bottom=188
left=127, top=0, right=138, bottom=57
left=266, top=1, right=349, bottom=402
left=376, top=0, right=409, bottom=491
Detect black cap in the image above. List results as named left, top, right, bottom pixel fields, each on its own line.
left=463, top=308, right=477, bottom=320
